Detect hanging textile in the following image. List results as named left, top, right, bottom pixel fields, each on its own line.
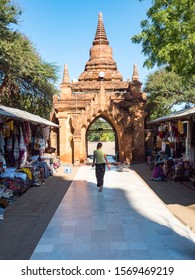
left=14, top=135, right=19, bottom=160
left=178, top=121, right=184, bottom=134
left=6, top=137, right=13, bottom=151
left=0, top=132, right=5, bottom=154
left=19, top=127, right=26, bottom=151
left=24, top=122, right=32, bottom=144
left=42, top=127, right=50, bottom=141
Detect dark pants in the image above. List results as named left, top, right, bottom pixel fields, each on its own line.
left=95, top=163, right=106, bottom=187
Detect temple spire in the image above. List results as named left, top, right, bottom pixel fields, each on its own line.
left=93, top=12, right=109, bottom=46
left=132, top=64, right=140, bottom=81
left=78, top=12, right=123, bottom=82
left=60, top=64, right=72, bottom=98
left=62, top=64, right=70, bottom=83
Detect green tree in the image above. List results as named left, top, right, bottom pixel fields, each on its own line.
left=87, top=118, right=115, bottom=142
left=144, top=68, right=195, bottom=119
left=132, top=0, right=195, bottom=83
left=0, top=0, right=59, bottom=118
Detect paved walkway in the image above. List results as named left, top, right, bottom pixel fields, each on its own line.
left=31, top=165, right=195, bottom=260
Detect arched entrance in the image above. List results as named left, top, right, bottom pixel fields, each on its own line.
left=86, top=116, right=119, bottom=161
left=51, top=12, right=147, bottom=164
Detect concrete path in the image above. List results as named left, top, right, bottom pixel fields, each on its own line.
left=30, top=165, right=195, bottom=260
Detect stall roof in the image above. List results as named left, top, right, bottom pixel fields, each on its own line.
left=0, top=104, right=59, bottom=127
left=148, top=106, right=195, bottom=124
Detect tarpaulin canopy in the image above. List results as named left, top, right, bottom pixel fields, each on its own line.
left=148, top=106, right=195, bottom=124
left=0, top=104, right=59, bottom=127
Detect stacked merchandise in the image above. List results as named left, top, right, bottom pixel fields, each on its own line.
left=0, top=167, right=32, bottom=220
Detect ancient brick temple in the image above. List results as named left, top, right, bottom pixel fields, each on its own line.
left=51, top=12, right=147, bottom=164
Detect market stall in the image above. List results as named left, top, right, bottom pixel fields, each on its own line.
left=147, top=106, right=195, bottom=184
left=0, top=105, right=59, bottom=219
left=147, top=107, right=195, bottom=163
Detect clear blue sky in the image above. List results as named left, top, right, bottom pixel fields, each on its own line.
left=15, top=0, right=154, bottom=88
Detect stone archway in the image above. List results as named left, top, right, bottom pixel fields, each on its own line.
left=51, top=12, right=147, bottom=165
left=86, top=115, right=118, bottom=157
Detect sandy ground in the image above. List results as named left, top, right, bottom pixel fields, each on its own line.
left=87, top=141, right=115, bottom=156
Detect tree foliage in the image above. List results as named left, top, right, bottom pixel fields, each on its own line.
left=87, top=118, right=115, bottom=142
left=0, top=0, right=59, bottom=118
left=132, top=0, right=195, bottom=83
left=144, top=68, right=195, bottom=119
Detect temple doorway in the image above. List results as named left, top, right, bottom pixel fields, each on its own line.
left=86, top=117, right=118, bottom=162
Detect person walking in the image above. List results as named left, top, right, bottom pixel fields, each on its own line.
left=92, top=142, right=110, bottom=192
